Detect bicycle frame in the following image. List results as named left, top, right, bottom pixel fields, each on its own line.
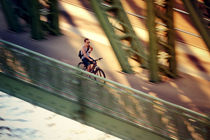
left=90, top=58, right=102, bottom=73
left=78, top=58, right=102, bottom=72
left=77, top=57, right=106, bottom=80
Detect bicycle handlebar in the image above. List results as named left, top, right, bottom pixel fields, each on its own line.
left=93, top=57, right=103, bottom=61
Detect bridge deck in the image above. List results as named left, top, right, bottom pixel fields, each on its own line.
left=0, top=40, right=209, bottom=140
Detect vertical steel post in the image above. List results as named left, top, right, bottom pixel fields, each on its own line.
left=0, top=0, right=22, bottom=32
left=166, top=0, right=177, bottom=77
left=48, top=0, right=60, bottom=35
left=146, top=0, right=160, bottom=82
left=28, top=0, right=44, bottom=40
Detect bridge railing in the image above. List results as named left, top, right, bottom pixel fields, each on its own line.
left=0, top=39, right=209, bottom=140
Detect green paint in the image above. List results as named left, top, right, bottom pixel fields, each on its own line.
left=146, top=0, right=160, bottom=82
left=0, top=0, right=22, bottom=32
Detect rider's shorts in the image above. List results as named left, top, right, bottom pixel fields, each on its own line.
left=82, top=57, right=93, bottom=67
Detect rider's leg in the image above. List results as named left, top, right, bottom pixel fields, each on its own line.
left=87, top=64, right=92, bottom=72
left=82, top=58, right=90, bottom=71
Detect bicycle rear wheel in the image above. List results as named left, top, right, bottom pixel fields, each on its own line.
left=77, top=62, right=86, bottom=70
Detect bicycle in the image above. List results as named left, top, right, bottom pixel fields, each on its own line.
left=77, top=58, right=106, bottom=81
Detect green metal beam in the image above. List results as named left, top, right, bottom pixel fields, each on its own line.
left=90, top=0, right=148, bottom=73
left=165, top=0, right=177, bottom=77
left=182, top=0, right=210, bottom=51
left=90, top=0, right=133, bottom=73
left=28, top=0, right=44, bottom=39
left=146, top=0, right=160, bottom=82
left=48, top=0, right=61, bottom=35
left=0, top=0, right=22, bottom=32
left=111, top=0, right=147, bottom=67
left=146, top=0, right=177, bottom=80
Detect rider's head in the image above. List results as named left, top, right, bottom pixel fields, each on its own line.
left=84, top=38, right=89, bottom=42
left=84, top=38, right=90, bottom=46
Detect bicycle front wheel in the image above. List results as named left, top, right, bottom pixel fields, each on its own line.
left=94, top=68, right=106, bottom=83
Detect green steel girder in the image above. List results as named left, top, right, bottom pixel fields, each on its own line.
left=90, top=0, right=147, bottom=73
left=182, top=0, right=210, bottom=52
left=146, top=0, right=160, bottom=82
left=28, top=0, right=44, bottom=39
left=48, top=0, right=61, bottom=35
left=90, top=0, right=177, bottom=81
left=165, top=0, right=177, bottom=77
left=110, top=0, right=147, bottom=64
left=1, top=0, right=60, bottom=39
left=90, top=0, right=132, bottom=73
left=146, top=0, right=177, bottom=81
left=0, top=0, right=22, bottom=32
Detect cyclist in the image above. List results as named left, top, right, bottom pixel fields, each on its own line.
left=81, top=38, right=94, bottom=72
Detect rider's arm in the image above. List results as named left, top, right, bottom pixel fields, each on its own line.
left=88, top=45, right=93, bottom=53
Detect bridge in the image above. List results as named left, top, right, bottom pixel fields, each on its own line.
left=0, top=40, right=209, bottom=140
left=0, top=0, right=210, bottom=140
